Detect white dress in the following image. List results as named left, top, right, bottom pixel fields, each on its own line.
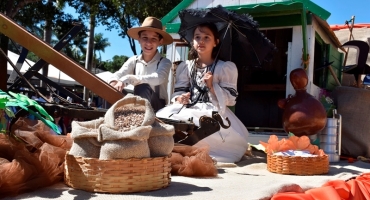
left=156, top=60, right=249, bottom=163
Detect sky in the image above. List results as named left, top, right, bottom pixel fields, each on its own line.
left=65, top=0, right=370, bottom=62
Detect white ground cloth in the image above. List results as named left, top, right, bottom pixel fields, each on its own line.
left=9, top=155, right=370, bottom=200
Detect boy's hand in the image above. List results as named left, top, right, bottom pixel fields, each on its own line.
left=121, top=75, right=141, bottom=86
left=111, top=81, right=125, bottom=92
left=109, top=80, right=117, bottom=87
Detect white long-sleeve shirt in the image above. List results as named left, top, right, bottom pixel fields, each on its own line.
left=172, top=59, right=238, bottom=115
left=108, top=51, right=172, bottom=103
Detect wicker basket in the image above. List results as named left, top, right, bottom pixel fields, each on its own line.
left=267, top=154, right=329, bottom=175
left=64, top=152, right=171, bottom=193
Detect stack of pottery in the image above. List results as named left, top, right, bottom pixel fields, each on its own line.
left=319, top=109, right=342, bottom=162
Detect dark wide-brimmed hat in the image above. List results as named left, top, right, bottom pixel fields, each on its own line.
left=127, top=17, right=173, bottom=45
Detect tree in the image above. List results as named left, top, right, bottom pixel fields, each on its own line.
left=0, top=0, right=43, bottom=90
left=68, top=0, right=104, bottom=101
left=0, top=0, right=86, bottom=90
left=93, top=33, right=110, bottom=67
left=0, top=0, right=182, bottom=91
left=102, top=55, right=128, bottom=73
left=52, top=15, right=88, bottom=63
left=105, top=0, right=182, bottom=55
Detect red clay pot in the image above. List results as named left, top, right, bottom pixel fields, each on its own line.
left=278, top=68, right=327, bottom=136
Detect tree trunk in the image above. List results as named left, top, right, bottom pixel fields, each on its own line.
left=128, top=37, right=137, bottom=55
left=125, top=16, right=137, bottom=55
left=41, top=0, right=53, bottom=88
left=83, top=14, right=96, bottom=101
left=0, top=0, right=15, bottom=91
left=0, top=0, right=43, bottom=91
left=0, top=35, right=9, bottom=91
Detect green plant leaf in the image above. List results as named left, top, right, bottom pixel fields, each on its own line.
left=27, top=109, right=60, bottom=134
left=1, top=90, right=59, bottom=134
left=288, top=132, right=295, bottom=137
left=0, top=96, right=9, bottom=109
left=8, top=91, right=53, bottom=121
left=4, top=108, right=15, bottom=118
left=311, top=137, right=320, bottom=146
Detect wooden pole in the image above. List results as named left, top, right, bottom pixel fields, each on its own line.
left=328, top=65, right=342, bottom=86
left=0, top=13, right=124, bottom=104
left=343, top=16, right=355, bottom=67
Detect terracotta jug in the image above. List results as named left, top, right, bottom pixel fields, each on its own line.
left=278, top=68, right=327, bottom=136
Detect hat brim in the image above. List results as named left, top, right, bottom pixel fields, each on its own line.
left=127, top=27, right=173, bottom=45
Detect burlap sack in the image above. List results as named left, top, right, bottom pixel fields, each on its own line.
left=68, top=118, right=104, bottom=158
left=149, top=120, right=175, bottom=157
left=332, top=86, right=370, bottom=157
left=98, top=125, right=151, bottom=160
left=104, top=94, right=155, bottom=128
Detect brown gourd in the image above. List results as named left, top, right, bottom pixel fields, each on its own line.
left=277, top=68, right=327, bottom=136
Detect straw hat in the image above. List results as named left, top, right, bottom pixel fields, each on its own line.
left=127, top=17, right=173, bottom=45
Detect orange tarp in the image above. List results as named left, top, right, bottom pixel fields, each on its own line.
left=330, top=24, right=370, bottom=31
left=271, top=172, right=370, bottom=200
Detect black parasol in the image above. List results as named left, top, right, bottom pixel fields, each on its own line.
left=178, top=5, right=276, bottom=70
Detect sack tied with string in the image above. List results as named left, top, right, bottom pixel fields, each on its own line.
left=68, top=117, right=104, bottom=158
left=149, top=120, right=175, bottom=157
left=99, top=94, right=155, bottom=160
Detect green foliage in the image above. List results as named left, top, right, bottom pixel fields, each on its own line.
left=88, top=0, right=182, bottom=55
left=52, top=15, right=89, bottom=63
left=102, top=55, right=129, bottom=72
left=319, top=89, right=335, bottom=118
left=0, top=90, right=60, bottom=134
left=1, top=1, right=89, bottom=64
left=320, top=96, right=335, bottom=118
left=26, top=52, right=40, bottom=62
left=1, top=0, right=180, bottom=68
left=93, top=33, right=110, bottom=61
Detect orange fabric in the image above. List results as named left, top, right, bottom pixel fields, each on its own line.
left=290, top=136, right=311, bottom=150
left=305, top=186, right=342, bottom=200
left=170, top=144, right=217, bottom=177
left=323, top=180, right=351, bottom=199
left=271, top=172, right=370, bottom=200
left=260, top=135, right=324, bottom=155
left=0, top=117, right=72, bottom=198
left=272, top=192, right=315, bottom=200
left=347, top=179, right=370, bottom=200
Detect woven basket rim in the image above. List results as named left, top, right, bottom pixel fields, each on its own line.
left=70, top=153, right=171, bottom=161
left=268, top=154, right=329, bottom=158
left=64, top=153, right=172, bottom=193
left=267, top=153, right=329, bottom=175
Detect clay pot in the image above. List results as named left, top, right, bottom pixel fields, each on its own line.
left=278, top=68, right=327, bottom=136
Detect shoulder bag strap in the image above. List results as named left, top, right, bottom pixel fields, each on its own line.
left=133, top=56, right=138, bottom=75
left=154, top=57, right=164, bottom=96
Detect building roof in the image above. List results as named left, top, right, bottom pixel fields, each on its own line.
left=333, top=27, right=370, bottom=66
left=7, top=51, right=79, bottom=86
left=161, top=0, right=331, bottom=33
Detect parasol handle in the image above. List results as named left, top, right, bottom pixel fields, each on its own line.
left=210, top=22, right=232, bottom=73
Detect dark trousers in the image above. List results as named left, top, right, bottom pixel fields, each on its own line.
left=132, top=83, right=165, bottom=112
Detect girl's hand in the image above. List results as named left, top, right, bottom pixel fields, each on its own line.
left=203, top=72, right=215, bottom=94
left=176, top=92, right=191, bottom=104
